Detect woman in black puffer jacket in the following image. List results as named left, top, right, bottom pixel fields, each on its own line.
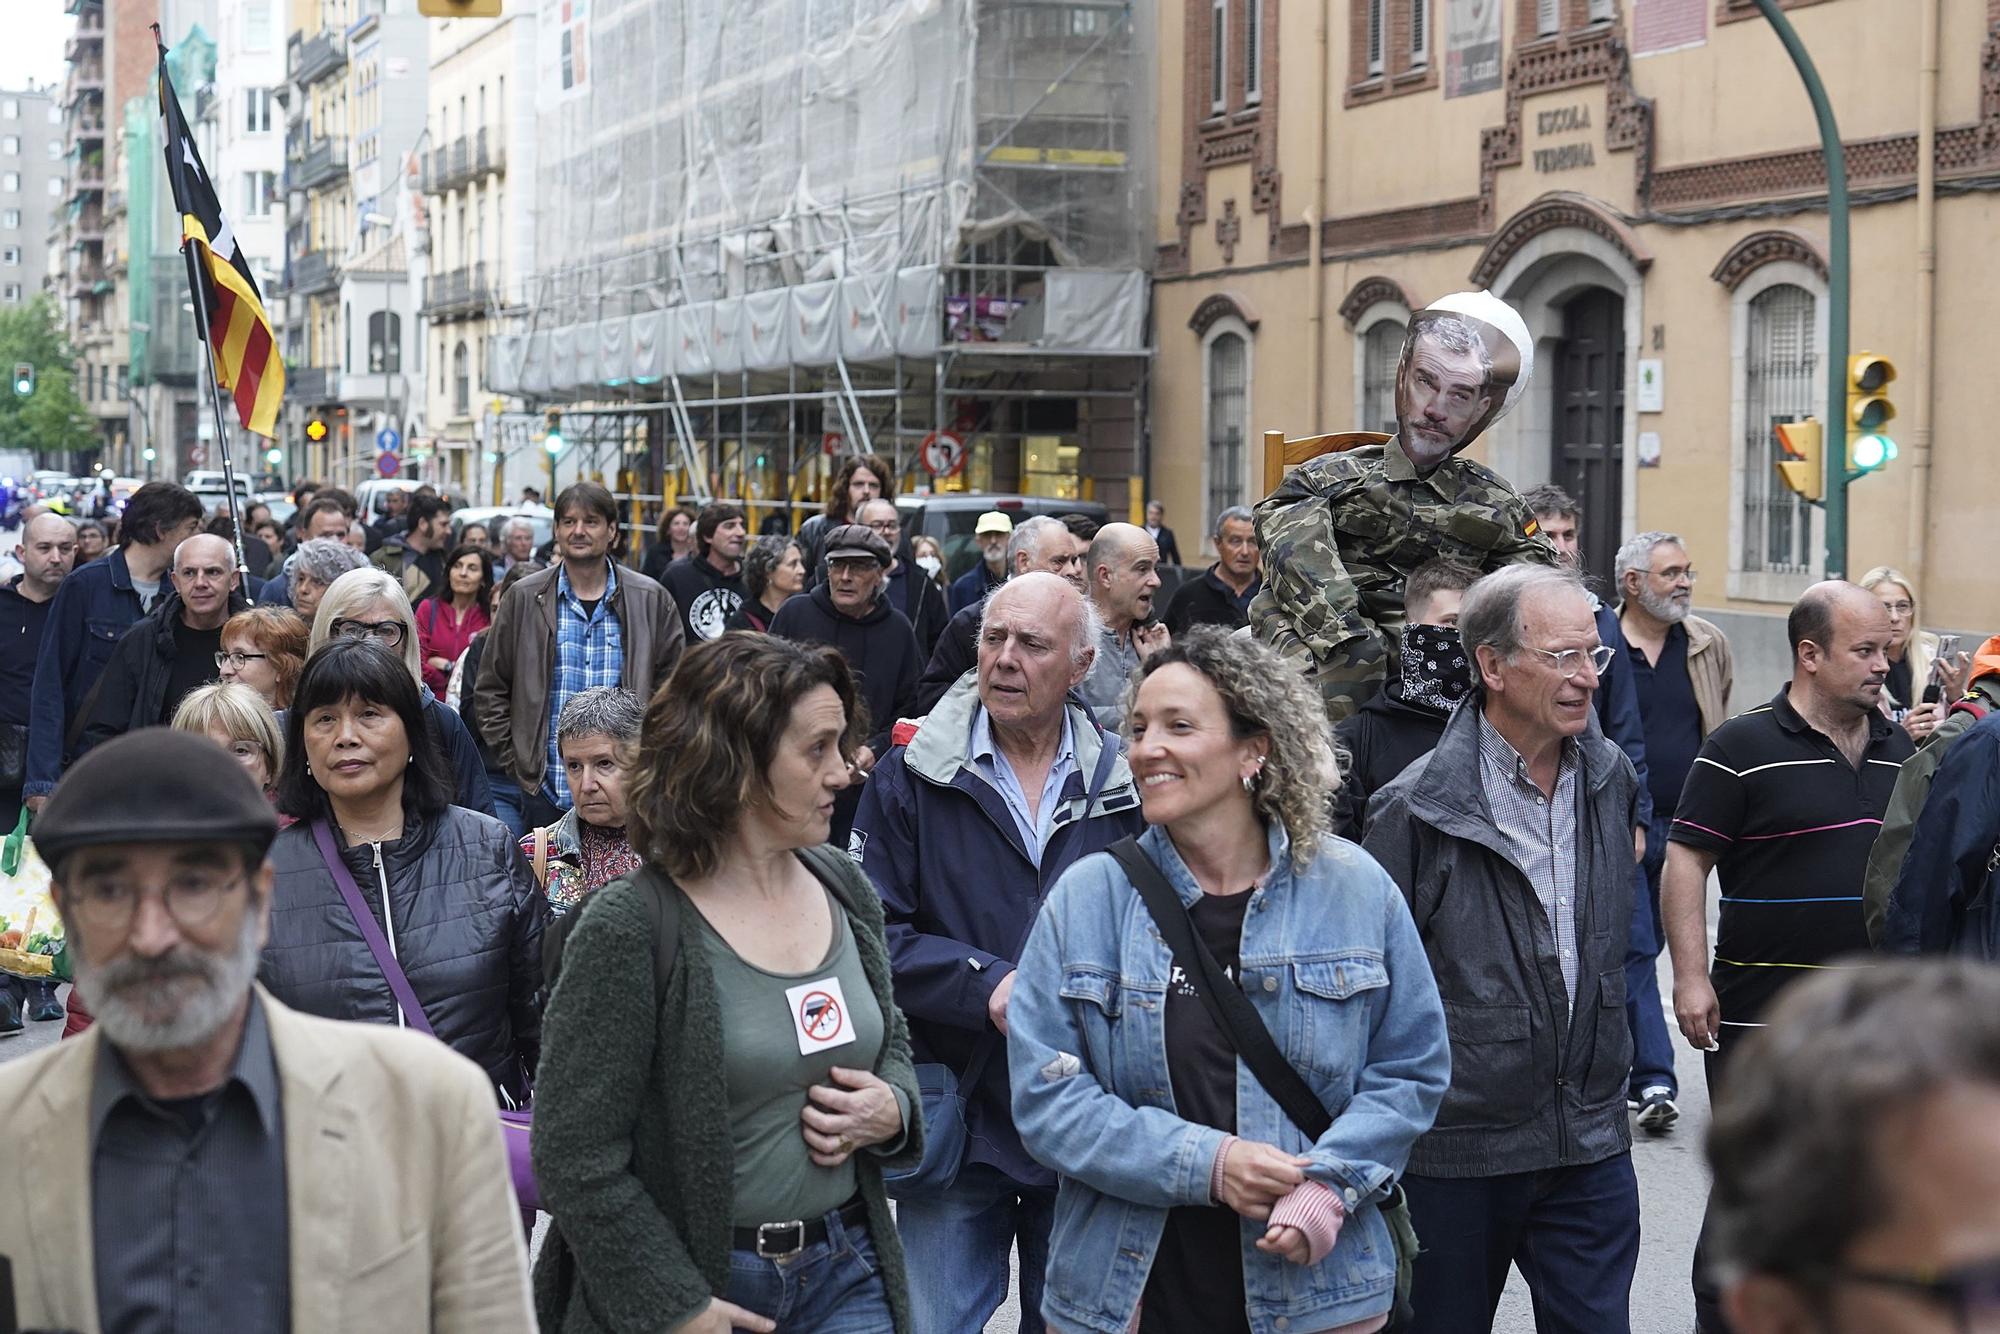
left=261, top=637, right=546, bottom=1101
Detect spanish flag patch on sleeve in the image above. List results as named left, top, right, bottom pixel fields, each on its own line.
left=1524, top=518, right=1541, bottom=537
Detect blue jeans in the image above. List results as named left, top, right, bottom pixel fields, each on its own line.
left=1401, top=1154, right=1641, bottom=1334
left=488, top=770, right=527, bottom=840
left=897, top=1162, right=1056, bottom=1334
left=1625, top=821, right=1677, bottom=1099
left=720, top=1206, right=895, bottom=1333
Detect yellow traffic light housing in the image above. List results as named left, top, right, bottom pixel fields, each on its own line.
left=1846, top=352, right=1898, bottom=476
left=306, top=418, right=328, bottom=442
left=418, top=0, right=502, bottom=15
left=1774, top=418, right=1824, bottom=503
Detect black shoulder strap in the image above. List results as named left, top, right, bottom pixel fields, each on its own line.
left=1107, top=836, right=1332, bottom=1141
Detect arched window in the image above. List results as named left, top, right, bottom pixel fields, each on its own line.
left=453, top=340, right=469, bottom=416
left=1206, top=329, right=1249, bottom=526
left=1741, top=284, right=1816, bottom=576
left=368, top=311, right=401, bottom=373
left=1359, top=318, right=1405, bottom=436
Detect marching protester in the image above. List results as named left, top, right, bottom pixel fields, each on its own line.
left=1707, top=959, right=2000, bottom=1334
left=309, top=567, right=498, bottom=818
left=0, top=511, right=76, bottom=827
left=532, top=633, right=923, bottom=1333
left=0, top=729, right=536, bottom=1329
left=1141, top=498, right=1183, bottom=567
left=496, top=515, right=540, bottom=578
left=173, top=681, right=287, bottom=808
left=914, top=514, right=1084, bottom=715
left=1008, top=627, right=1448, bottom=1334
left=1077, top=521, right=1169, bottom=729
left=660, top=500, right=749, bottom=641
left=281, top=534, right=370, bottom=625
left=860, top=498, right=948, bottom=658
left=256, top=496, right=353, bottom=608
left=768, top=521, right=921, bottom=844
left=1363, top=564, right=1643, bottom=1333
left=798, top=453, right=893, bottom=586
left=911, top=534, right=947, bottom=592
left=854, top=571, right=1142, bottom=1333
left=725, top=534, right=806, bottom=634
left=78, top=533, right=250, bottom=754
left=261, top=637, right=546, bottom=1105
left=371, top=492, right=453, bottom=606
left=521, top=686, right=644, bottom=917
left=640, top=502, right=700, bottom=582
left=475, top=480, right=685, bottom=831
left=1860, top=565, right=1970, bottom=738
left=26, top=480, right=205, bottom=810
left=416, top=541, right=494, bottom=697
left=950, top=511, right=1013, bottom=613
left=217, top=606, right=310, bottom=711
left=452, top=560, right=546, bottom=839
left=72, top=517, right=107, bottom=564
left=1330, top=557, right=1478, bottom=843
left=1161, top=504, right=1261, bottom=635
left=1663, top=580, right=1911, bottom=1332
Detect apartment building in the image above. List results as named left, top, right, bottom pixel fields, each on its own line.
left=0, top=88, right=61, bottom=312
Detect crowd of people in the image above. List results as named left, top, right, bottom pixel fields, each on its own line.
left=4, top=289, right=2000, bottom=1334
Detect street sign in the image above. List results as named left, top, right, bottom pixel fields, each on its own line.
left=377, top=427, right=402, bottom=453
left=188, top=445, right=207, bottom=466
left=821, top=431, right=843, bottom=457
left=376, top=451, right=400, bottom=477
left=920, top=430, right=966, bottom=479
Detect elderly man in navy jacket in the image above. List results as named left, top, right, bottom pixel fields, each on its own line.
left=853, top=571, right=1142, bottom=1334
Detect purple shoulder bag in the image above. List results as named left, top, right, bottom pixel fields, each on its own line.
left=310, top=819, right=538, bottom=1212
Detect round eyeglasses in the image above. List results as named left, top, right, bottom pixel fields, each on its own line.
left=330, top=618, right=407, bottom=649
left=1527, top=644, right=1616, bottom=680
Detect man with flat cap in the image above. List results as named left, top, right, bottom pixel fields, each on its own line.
left=0, top=728, right=536, bottom=1333
left=1253, top=290, right=1559, bottom=720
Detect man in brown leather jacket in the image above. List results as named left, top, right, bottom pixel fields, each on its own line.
left=475, top=481, right=684, bottom=829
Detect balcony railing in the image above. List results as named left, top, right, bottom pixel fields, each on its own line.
left=425, top=130, right=506, bottom=194
left=287, top=137, right=349, bottom=193
left=70, top=159, right=105, bottom=192
left=288, top=29, right=348, bottom=87
left=286, top=250, right=339, bottom=296
left=475, top=126, right=505, bottom=177
left=422, top=263, right=492, bottom=319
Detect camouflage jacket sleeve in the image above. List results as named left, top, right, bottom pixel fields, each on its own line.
left=1483, top=483, right=1562, bottom=571
left=1250, top=459, right=1377, bottom=659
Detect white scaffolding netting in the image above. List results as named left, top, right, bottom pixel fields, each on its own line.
left=492, top=0, right=1152, bottom=392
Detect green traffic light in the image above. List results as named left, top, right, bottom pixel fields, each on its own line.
left=544, top=434, right=563, bottom=455
left=1852, top=434, right=1897, bottom=471
left=142, top=447, right=156, bottom=461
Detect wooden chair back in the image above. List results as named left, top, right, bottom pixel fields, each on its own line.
left=1261, top=430, right=1392, bottom=495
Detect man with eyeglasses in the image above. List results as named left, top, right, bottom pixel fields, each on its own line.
left=1708, top=959, right=2000, bottom=1334
left=658, top=499, right=747, bottom=642
left=1662, top=580, right=1912, bottom=1334
left=1363, top=565, right=1644, bottom=1334
left=858, top=498, right=946, bottom=657
left=1611, top=531, right=1734, bottom=1133
left=76, top=533, right=248, bottom=757
left=0, top=728, right=537, bottom=1330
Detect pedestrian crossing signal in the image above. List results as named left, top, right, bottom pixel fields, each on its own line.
left=1774, top=418, right=1824, bottom=503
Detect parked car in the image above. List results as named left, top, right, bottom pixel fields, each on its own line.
left=353, top=477, right=426, bottom=524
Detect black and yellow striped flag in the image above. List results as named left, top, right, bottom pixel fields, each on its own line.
left=157, top=37, right=283, bottom=437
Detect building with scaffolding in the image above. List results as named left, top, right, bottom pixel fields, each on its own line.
left=482, top=0, right=1153, bottom=528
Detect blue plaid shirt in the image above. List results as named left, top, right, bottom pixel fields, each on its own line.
left=545, top=560, right=624, bottom=804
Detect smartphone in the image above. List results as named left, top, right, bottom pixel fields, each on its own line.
left=1924, top=633, right=1964, bottom=704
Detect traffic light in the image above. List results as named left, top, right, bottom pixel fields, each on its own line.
left=265, top=447, right=283, bottom=466
left=1774, top=418, right=1824, bottom=503
left=544, top=410, right=563, bottom=455
left=11, top=362, right=32, bottom=398
left=305, top=417, right=328, bottom=442
left=1846, top=352, right=1899, bottom=476
left=418, top=0, right=501, bottom=14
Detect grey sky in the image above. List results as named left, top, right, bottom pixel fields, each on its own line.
left=0, top=0, right=73, bottom=96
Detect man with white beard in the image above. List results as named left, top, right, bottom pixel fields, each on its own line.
left=0, top=729, right=536, bottom=1332
left=1612, top=530, right=1734, bottom=1132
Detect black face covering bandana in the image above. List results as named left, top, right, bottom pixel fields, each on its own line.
left=1396, top=623, right=1473, bottom=713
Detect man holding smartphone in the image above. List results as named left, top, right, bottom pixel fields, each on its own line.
left=1661, top=580, right=1913, bottom=1333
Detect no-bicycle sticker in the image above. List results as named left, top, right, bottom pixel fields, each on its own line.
left=785, top=976, right=857, bottom=1056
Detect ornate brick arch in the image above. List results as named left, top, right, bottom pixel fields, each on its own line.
left=1469, top=192, right=1654, bottom=289
left=1188, top=291, right=1261, bottom=337
left=1337, top=276, right=1413, bottom=330
left=1709, top=229, right=1830, bottom=291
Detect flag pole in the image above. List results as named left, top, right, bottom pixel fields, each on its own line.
left=182, top=250, right=252, bottom=578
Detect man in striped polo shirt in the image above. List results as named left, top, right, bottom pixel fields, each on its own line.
left=1661, top=580, right=1912, bottom=1333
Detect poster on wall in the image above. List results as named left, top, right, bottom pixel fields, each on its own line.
left=1445, top=0, right=1502, bottom=99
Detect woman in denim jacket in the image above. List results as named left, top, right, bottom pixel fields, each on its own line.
left=1008, top=628, right=1450, bottom=1334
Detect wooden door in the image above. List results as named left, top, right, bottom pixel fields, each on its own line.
left=1552, top=288, right=1625, bottom=583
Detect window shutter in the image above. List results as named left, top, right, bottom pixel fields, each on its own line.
left=1367, top=0, right=1386, bottom=74
left=1411, top=0, right=1429, bottom=63
left=1537, top=0, right=1561, bottom=35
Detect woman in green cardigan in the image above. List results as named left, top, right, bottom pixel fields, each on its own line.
left=532, top=632, right=924, bottom=1333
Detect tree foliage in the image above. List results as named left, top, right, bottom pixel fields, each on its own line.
left=0, top=295, right=97, bottom=453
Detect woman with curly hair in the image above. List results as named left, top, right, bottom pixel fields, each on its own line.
left=1006, top=627, right=1450, bottom=1334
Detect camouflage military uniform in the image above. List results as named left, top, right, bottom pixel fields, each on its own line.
left=1250, top=438, right=1557, bottom=720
